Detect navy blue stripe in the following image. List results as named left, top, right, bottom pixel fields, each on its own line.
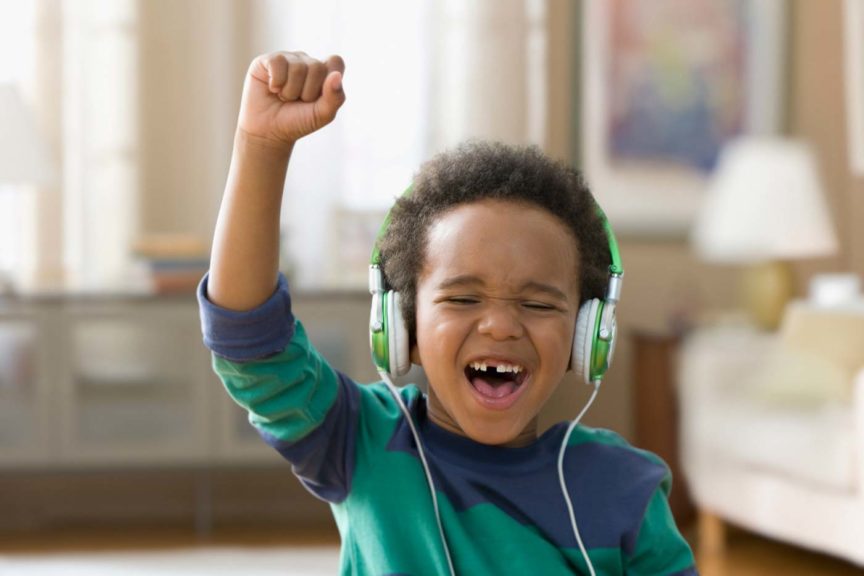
left=259, top=372, right=360, bottom=504
left=387, top=408, right=667, bottom=552
left=197, top=272, right=295, bottom=362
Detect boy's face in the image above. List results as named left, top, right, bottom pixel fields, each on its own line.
left=411, top=199, right=581, bottom=447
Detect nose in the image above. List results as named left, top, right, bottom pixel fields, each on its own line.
left=477, top=300, right=525, bottom=340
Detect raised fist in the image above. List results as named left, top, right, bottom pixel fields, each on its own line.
left=238, top=51, right=345, bottom=148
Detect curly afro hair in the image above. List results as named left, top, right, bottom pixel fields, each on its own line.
left=378, top=140, right=612, bottom=346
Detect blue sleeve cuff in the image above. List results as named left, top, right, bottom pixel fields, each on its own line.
left=196, top=272, right=295, bottom=362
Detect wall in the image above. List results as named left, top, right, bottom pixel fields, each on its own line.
left=790, top=0, right=863, bottom=281
left=137, top=0, right=248, bottom=240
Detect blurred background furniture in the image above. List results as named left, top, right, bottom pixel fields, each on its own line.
left=678, top=301, right=864, bottom=566
left=630, top=330, right=695, bottom=527
left=691, top=138, right=838, bottom=330
left=0, top=289, right=377, bottom=534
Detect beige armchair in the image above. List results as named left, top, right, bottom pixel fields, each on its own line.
left=677, top=302, right=864, bottom=566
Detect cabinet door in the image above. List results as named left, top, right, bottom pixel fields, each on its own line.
left=0, top=307, right=54, bottom=466
left=58, top=299, right=211, bottom=465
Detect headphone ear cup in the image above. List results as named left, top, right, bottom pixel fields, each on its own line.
left=369, top=292, right=389, bottom=374
left=387, top=291, right=411, bottom=377
left=572, top=299, right=601, bottom=385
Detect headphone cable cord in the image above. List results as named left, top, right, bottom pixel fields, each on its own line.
left=557, top=381, right=601, bottom=576
left=380, top=374, right=600, bottom=576
left=381, top=372, right=457, bottom=576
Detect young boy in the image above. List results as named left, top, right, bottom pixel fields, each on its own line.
left=198, top=51, right=697, bottom=575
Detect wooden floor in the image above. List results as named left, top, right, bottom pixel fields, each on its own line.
left=688, top=527, right=864, bottom=576
left=0, top=524, right=340, bottom=554
left=1, top=523, right=862, bottom=575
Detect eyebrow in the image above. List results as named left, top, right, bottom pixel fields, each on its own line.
left=436, top=275, right=570, bottom=302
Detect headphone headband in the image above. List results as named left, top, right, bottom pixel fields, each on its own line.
left=369, top=185, right=411, bottom=273
left=596, top=205, right=623, bottom=277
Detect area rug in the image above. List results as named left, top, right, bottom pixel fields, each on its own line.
left=0, top=546, right=341, bottom=575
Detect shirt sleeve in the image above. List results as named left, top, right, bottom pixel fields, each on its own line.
left=625, top=484, right=698, bottom=576
left=196, top=272, right=358, bottom=503
left=197, top=273, right=295, bottom=362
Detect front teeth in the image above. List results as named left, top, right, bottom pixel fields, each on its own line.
left=469, top=361, right=523, bottom=374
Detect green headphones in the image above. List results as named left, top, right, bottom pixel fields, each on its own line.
left=369, top=190, right=624, bottom=386
left=572, top=212, right=623, bottom=385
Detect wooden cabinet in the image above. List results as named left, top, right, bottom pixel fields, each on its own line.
left=0, top=290, right=376, bottom=469
left=0, top=305, right=54, bottom=465
left=59, top=299, right=212, bottom=465
left=630, top=330, right=696, bottom=527
left=0, top=290, right=378, bottom=531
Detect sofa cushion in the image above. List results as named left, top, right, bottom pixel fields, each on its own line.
left=699, top=397, right=857, bottom=492
left=747, top=302, right=864, bottom=406
left=748, top=343, right=852, bottom=407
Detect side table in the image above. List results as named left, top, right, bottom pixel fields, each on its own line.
left=630, top=330, right=696, bottom=527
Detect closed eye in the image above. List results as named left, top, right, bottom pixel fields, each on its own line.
left=447, top=296, right=481, bottom=305
left=522, top=301, right=559, bottom=311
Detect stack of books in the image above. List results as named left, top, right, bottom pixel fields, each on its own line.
left=132, top=235, right=210, bottom=294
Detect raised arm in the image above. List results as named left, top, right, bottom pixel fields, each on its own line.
left=208, top=51, right=346, bottom=311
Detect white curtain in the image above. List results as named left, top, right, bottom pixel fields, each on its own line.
left=0, top=1, right=38, bottom=284
left=0, top=0, right=143, bottom=291
left=61, top=0, right=140, bottom=290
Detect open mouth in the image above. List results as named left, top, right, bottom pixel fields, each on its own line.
left=464, top=360, right=528, bottom=401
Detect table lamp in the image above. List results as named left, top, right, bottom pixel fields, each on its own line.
left=691, top=137, right=838, bottom=330
left=0, top=83, right=55, bottom=292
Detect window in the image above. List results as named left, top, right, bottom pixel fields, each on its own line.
left=0, top=1, right=37, bottom=281
left=0, top=0, right=140, bottom=290
left=62, top=0, right=140, bottom=289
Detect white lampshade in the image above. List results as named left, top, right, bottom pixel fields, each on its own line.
left=0, top=83, right=54, bottom=185
left=692, top=138, right=838, bottom=263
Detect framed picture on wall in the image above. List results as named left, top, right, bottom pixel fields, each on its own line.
left=846, top=0, right=864, bottom=176
left=582, top=0, right=786, bottom=237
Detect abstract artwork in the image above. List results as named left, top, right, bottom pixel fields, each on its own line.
left=582, top=0, right=785, bottom=236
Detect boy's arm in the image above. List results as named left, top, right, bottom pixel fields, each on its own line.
left=199, top=273, right=359, bottom=502
left=625, top=485, right=699, bottom=575
left=208, top=51, right=345, bottom=311
left=199, top=52, right=353, bottom=502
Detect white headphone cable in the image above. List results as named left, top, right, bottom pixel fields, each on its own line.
left=380, top=372, right=600, bottom=576
left=380, top=372, right=457, bottom=576
left=557, top=381, right=602, bottom=576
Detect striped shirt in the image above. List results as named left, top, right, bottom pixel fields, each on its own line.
left=198, top=274, right=698, bottom=575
